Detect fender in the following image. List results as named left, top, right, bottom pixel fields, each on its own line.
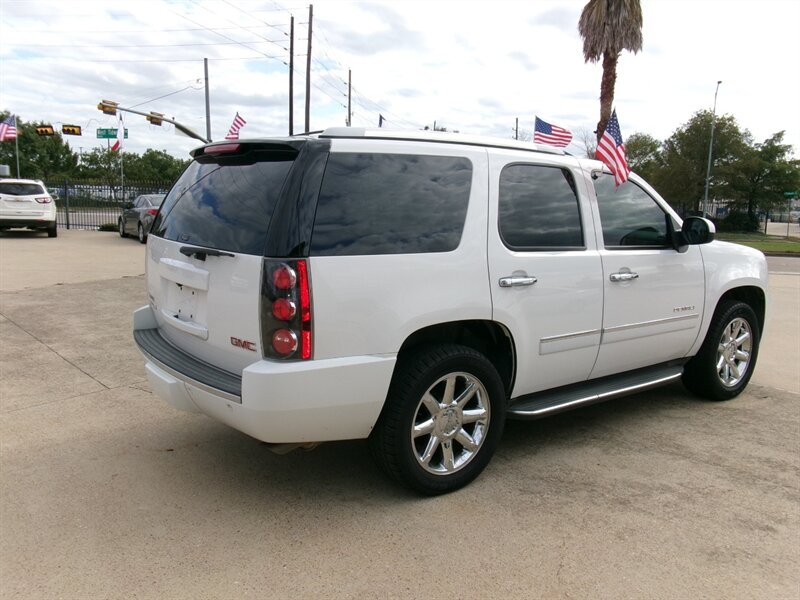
left=688, top=241, right=768, bottom=356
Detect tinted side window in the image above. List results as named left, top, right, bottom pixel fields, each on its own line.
left=152, top=157, right=293, bottom=255
left=498, top=164, right=583, bottom=249
left=311, top=153, right=472, bottom=256
left=593, top=175, right=670, bottom=247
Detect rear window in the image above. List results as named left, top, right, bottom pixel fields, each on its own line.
left=151, top=155, right=294, bottom=255
left=310, top=153, right=473, bottom=256
left=0, top=182, right=46, bottom=196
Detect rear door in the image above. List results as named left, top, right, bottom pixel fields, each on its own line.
left=146, top=142, right=302, bottom=374
left=487, top=151, right=603, bottom=396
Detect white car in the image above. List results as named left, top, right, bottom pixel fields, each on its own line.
left=133, top=128, right=768, bottom=494
left=0, top=178, right=57, bottom=237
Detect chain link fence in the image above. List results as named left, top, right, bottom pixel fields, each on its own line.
left=44, top=179, right=172, bottom=230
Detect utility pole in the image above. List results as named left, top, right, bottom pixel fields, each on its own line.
left=204, top=58, right=211, bottom=142
left=289, top=16, right=294, bottom=135
left=515, top=118, right=519, bottom=140
left=347, top=69, right=352, bottom=126
left=703, top=80, right=722, bottom=216
left=304, top=4, right=313, bottom=133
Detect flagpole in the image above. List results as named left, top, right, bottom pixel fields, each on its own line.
left=14, top=116, right=20, bottom=177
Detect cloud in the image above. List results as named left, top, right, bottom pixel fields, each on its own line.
left=318, top=3, right=425, bottom=55
left=507, top=51, right=538, bottom=72
left=531, top=7, right=579, bottom=32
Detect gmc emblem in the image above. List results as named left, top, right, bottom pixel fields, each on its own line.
left=230, top=337, right=257, bottom=352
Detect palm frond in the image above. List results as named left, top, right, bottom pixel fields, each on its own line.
left=579, top=0, right=643, bottom=63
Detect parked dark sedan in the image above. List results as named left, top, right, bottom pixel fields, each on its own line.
left=119, top=194, right=165, bottom=243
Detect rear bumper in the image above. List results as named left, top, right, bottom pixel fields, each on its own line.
left=133, top=305, right=396, bottom=443
left=0, top=217, right=56, bottom=229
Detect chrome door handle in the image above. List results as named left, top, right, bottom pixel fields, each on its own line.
left=499, top=276, right=537, bottom=288
left=609, top=272, right=639, bottom=282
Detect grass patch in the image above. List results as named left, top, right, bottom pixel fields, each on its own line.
left=716, top=232, right=800, bottom=254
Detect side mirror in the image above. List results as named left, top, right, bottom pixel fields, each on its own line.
left=673, top=216, right=715, bottom=252
left=123, top=202, right=134, bottom=210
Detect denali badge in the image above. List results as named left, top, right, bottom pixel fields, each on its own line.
left=230, top=337, right=257, bottom=352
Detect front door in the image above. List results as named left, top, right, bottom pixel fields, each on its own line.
left=588, top=173, right=705, bottom=378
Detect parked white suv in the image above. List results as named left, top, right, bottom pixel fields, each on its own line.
left=0, top=178, right=57, bottom=237
left=134, top=128, right=768, bottom=494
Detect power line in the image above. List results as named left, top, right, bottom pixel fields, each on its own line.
left=11, top=40, right=289, bottom=49
left=3, top=24, right=290, bottom=35
left=128, top=85, right=204, bottom=110
left=220, top=0, right=289, bottom=38
left=167, top=3, right=288, bottom=64
left=186, top=0, right=290, bottom=53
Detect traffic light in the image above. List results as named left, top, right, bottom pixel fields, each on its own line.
left=36, top=125, right=55, bottom=136
left=146, top=112, right=164, bottom=126
left=62, top=125, right=82, bottom=136
left=97, top=100, right=118, bottom=115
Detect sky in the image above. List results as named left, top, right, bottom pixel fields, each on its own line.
left=1, top=0, right=799, bottom=160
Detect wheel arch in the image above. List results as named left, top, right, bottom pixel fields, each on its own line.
left=396, top=320, right=516, bottom=395
left=716, top=285, right=766, bottom=339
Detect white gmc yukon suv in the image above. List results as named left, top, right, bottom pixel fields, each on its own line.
left=133, top=128, right=768, bottom=494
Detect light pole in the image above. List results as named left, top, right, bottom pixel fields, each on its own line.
left=703, top=80, right=722, bottom=216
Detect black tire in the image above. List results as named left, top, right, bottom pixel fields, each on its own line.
left=118, top=219, right=127, bottom=238
left=683, top=300, right=760, bottom=401
left=137, top=222, right=146, bottom=244
left=369, top=344, right=506, bottom=495
left=47, top=222, right=57, bottom=238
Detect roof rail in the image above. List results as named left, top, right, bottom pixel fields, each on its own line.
left=318, top=127, right=564, bottom=155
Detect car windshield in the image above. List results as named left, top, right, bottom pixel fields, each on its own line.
left=0, top=182, right=46, bottom=196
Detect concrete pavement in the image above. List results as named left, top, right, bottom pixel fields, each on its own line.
left=1, top=230, right=798, bottom=599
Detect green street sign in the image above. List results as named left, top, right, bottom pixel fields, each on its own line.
left=784, top=191, right=798, bottom=197
left=96, top=128, right=128, bottom=139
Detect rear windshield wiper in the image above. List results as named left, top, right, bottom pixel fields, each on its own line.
left=179, top=246, right=235, bottom=261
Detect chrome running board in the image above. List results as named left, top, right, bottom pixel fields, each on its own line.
left=507, top=363, right=685, bottom=420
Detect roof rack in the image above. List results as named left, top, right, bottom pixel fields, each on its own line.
left=318, top=127, right=564, bottom=155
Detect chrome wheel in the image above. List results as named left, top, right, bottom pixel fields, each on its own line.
left=411, top=371, right=490, bottom=475
left=716, top=317, right=752, bottom=388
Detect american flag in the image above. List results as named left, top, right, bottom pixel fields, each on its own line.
left=225, top=112, right=246, bottom=140
left=533, top=116, right=572, bottom=148
left=0, top=115, right=17, bottom=142
left=596, top=110, right=631, bottom=186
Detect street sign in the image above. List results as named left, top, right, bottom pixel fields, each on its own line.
left=784, top=191, right=798, bottom=197
left=96, top=128, right=128, bottom=139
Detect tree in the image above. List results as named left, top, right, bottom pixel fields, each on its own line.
left=75, top=148, right=121, bottom=182
left=0, top=113, right=78, bottom=179
left=652, top=110, right=748, bottom=216
left=625, top=132, right=661, bottom=180
left=123, top=149, right=189, bottom=182
left=721, top=131, right=800, bottom=218
left=578, top=0, right=643, bottom=142
left=574, top=126, right=598, bottom=158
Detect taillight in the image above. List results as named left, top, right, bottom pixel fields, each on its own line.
left=261, top=259, right=313, bottom=360
left=146, top=208, right=158, bottom=216
left=35, top=196, right=52, bottom=204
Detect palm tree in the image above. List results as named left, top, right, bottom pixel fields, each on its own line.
left=578, top=0, right=643, bottom=142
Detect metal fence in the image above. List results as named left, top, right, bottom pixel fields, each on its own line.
left=43, top=179, right=172, bottom=230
